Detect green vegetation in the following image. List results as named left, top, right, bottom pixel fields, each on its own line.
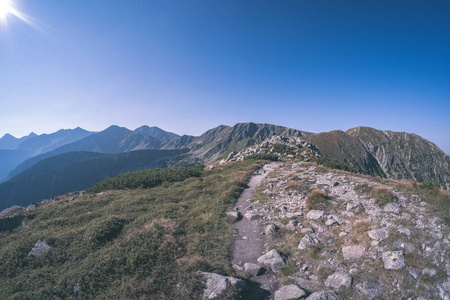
left=0, top=160, right=264, bottom=299
left=87, top=165, right=204, bottom=193
left=370, top=186, right=397, bottom=206
left=280, top=260, right=298, bottom=277
left=244, top=153, right=279, bottom=161
left=316, top=157, right=357, bottom=173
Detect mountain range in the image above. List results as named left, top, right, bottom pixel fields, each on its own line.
left=0, top=122, right=448, bottom=210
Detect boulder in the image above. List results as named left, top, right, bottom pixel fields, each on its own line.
left=307, top=210, right=324, bottom=220
left=305, top=290, right=343, bottom=300
left=0, top=215, right=22, bottom=232
left=324, top=272, right=352, bottom=289
left=0, top=205, right=23, bottom=217
left=28, top=240, right=52, bottom=257
left=199, top=272, right=247, bottom=299
left=244, top=263, right=265, bottom=277
left=275, top=285, right=307, bottom=300
left=367, top=229, right=388, bottom=241
left=226, top=211, right=242, bottom=221
left=382, top=251, right=406, bottom=270
left=257, top=249, right=286, bottom=272
left=265, top=224, right=278, bottom=235
left=354, top=281, right=382, bottom=299
left=298, top=234, right=320, bottom=250
left=342, top=245, right=365, bottom=260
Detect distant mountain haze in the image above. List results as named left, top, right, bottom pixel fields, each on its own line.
left=0, top=149, right=189, bottom=210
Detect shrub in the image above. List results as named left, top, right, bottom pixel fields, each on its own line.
left=87, top=165, right=204, bottom=193
left=354, top=183, right=373, bottom=195
left=306, top=189, right=328, bottom=210
left=316, top=157, right=356, bottom=173
left=370, top=187, right=397, bottom=206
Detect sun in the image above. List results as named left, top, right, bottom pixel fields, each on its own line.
left=0, top=0, right=12, bottom=20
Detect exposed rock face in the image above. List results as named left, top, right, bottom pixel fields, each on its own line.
left=28, top=240, right=51, bottom=257
left=0, top=215, right=21, bottom=232
left=199, top=272, right=247, bottom=299
left=274, top=285, right=307, bottom=300
left=257, top=249, right=286, bottom=272
left=307, top=126, right=450, bottom=188
left=346, top=126, right=450, bottom=189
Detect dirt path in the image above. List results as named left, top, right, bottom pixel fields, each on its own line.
left=232, top=162, right=280, bottom=300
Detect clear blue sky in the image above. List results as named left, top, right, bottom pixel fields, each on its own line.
left=1, top=0, right=449, bottom=154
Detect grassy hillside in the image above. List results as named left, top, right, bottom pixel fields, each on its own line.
left=0, top=149, right=189, bottom=210
left=0, top=160, right=264, bottom=299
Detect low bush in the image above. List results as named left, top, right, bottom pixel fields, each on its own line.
left=306, top=189, right=328, bottom=210
left=371, top=187, right=397, bottom=206
left=87, top=165, right=204, bottom=193
left=316, top=157, right=356, bottom=173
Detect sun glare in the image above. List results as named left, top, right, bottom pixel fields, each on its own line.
left=0, top=0, right=12, bottom=20
left=0, top=0, right=38, bottom=30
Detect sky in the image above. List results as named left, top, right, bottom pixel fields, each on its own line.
left=0, top=0, right=449, bottom=154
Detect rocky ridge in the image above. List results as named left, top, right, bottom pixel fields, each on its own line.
left=230, top=157, right=450, bottom=299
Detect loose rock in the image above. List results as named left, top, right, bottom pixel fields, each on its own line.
left=257, top=249, right=286, bottom=272
left=274, top=285, right=307, bottom=300
left=382, top=251, right=406, bottom=270
left=342, top=245, right=365, bottom=260
left=199, top=272, right=247, bottom=299
left=324, top=272, right=352, bottom=289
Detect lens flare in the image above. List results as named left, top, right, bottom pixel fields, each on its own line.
left=0, top=0, right=38, bottom=30
left=0, top=0, right=12, bottom=20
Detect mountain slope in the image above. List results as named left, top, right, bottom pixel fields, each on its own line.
left=0, top=149, right=189, bottom=210
left=134, top=125, right=179, bottom=143
left=347, top=126, right=450, bottom=189
left=307, top=130, right=385, bottom=177
left=0, top=128, right=93, bottom=182
left=307, top=127, right=450, bottom=189
left=0, top=132, right=37, bottom=150
left=16, top=127, right=93, bottom=155
left=8, top=126, right=165, bottom=178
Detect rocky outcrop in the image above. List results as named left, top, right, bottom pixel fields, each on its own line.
left=199, top=272, right=247, bottom=299
left=257, top=249, right=286, bottom=272
left=28, top=240, right=52, bottom=257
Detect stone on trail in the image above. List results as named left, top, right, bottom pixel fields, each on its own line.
left=305, top=290, right=343, bottom=300
left=244, top=263, right=265, bottom=277
left=342, top=245, right=365, bottom=260
left=257, top=249, right=286, bottom=272
left=298, top=234, right=319, bottom=250
left=274, top=285, right=307, bottom=300
left=324, top=272, right=352, bottom=289
left=367, top=228, right=388, bottom=241
left=199, top=272, right=247, bottom=300
left=307, top=210, right=324, bottom=220
left=354, top=281, right=382, bottom=299
left=382, top=251, right=406, bottom=270
left=265, top=224, right=278, bottom=235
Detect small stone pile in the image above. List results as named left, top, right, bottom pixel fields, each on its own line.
left=221, top=136, right=321, bottom=163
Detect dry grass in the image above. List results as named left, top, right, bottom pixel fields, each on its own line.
left=370, top=186, right=397, bottom=206
left=306, top=189, right=329, bottom=211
